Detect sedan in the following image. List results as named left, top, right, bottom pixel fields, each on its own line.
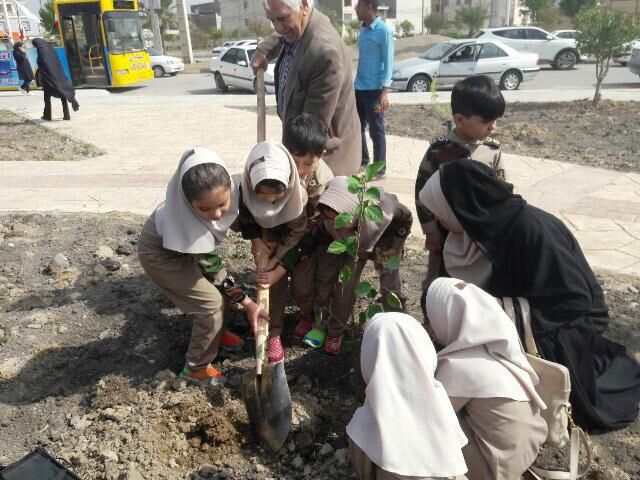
left=613, top=39, right=640, bottom=66
left=210, top=45, right=275, bottom=94
left=628, top=44, right=640, bottom=77
left=391, top=39, right=539, bottom=92
left=147, top=47, right=184, bottom=78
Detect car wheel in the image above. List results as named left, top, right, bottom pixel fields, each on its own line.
left=407, top=74, right=431, bottom=93
left=553, top=50, right=577, bottom=70
left=214, top=72, right=228, bottom=93
left=169, top=72, right=178, bottom=76
left=500, top=70, right=521, bottom=90
left=619, top=61, right=628, bottom=66
left=152, top=66, right=165, bottom=78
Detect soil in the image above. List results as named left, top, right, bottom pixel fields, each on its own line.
left=0, top=110, right=102, bottom=162
left=0, top=212, right=638, bottom=479
left=384, top=100, right=640, bottom=173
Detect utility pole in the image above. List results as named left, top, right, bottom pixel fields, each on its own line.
left=421, top=0, right=425, bottom=34
left=505, top=0, right=511, bottom=25
left=1, top=0, right=13, bottom=39
left=175, top=0, right=193, bottom=63
left=150, top=0, right=163, bottom=54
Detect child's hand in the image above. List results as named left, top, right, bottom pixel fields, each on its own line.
left=424, top=233, right=442, bottom=252
left=251, top=238, right=270, bottom=265
left=265, top=256, right=281, bottom=272
left=243, top=300, right=269, bottom=336
left=256, top=265, right=287, bottom=289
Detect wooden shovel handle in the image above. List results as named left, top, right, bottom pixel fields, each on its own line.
left=257, top=70, right=266, bottom=143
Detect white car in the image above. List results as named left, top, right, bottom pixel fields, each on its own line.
left=211, top=39, right=258, bottom=60
left=613, top=39, right=640, bottom=66
left=147, top=47, right=184, bottom=77
left=391, top=39, right=539, bottom=92
left=628, top=42, right=640, bottom=77
left=211, top=44, right=275, bottom=94
left=475, top=27, right=580, bottom=69
left=552, top=29, right=576, bottom=40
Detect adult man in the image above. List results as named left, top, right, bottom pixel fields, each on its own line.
left=251, top=0, right=360, bottom=176
left=354, top=0, right=393, bottom=178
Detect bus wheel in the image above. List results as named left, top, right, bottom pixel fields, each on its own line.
left=152, top=66, right=165, bottom=78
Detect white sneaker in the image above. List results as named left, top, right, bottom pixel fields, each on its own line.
left=19, top=88, right=27, bottom=95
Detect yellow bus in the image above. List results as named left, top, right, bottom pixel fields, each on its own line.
left=54, top=0, right=153, bottom=87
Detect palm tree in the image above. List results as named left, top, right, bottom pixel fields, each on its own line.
left=38, top=0, right=55, bottom=33
left=455, top=5, right=488, bottom=37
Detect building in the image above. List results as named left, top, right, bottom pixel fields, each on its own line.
left=0, top=0, right=43, bottom=40
left=218, top=0, right=264, bottom=32
left=190, top=1, right=221, bottom=32
left=431, top=0, right=524, bottom=30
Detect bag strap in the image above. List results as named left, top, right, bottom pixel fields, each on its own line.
left=516, top=298, right=539, bottom=356
left=528, top=426, right=592, bottom=480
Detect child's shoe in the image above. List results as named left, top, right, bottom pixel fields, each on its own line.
left=267, top=336, right=285, bottom=364
left=303, top=328, right=327, bottom=349
left=219, top=330, right=245, bottom=352
left=323, top=335, right=343, bottom=356
left=180, top=365, right=227, bottom=385
left=293, top=315, right=313, bottom=339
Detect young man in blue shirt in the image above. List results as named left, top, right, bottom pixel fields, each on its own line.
left=354, top=0, right=394, bottom=178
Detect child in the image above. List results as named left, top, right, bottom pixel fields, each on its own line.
left=137, top=147, right=268, bottom=385
left=253, top=115, right=336, bottom=348
left=235, top=141, right=308, bottom=364
left=414, top=75, right=506, bottom=292
left=308, top=176, right=412, bottom=355
left=347, top=312, right=468, bottom=480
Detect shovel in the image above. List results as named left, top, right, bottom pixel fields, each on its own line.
left=239, top=70, right=292, bottom=453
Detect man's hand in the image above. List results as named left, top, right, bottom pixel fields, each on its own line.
left=242, top=299, right=269, bottom=336
left=256, top=264, right=287, bottom=289
left=424, top=233, right=442, bottom=252
left=376, top=89, right=390, bottom=112
left=251, top=49, right=268, bottom=74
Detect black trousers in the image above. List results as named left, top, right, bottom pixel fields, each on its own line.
left=43, top=91, right=70, bottom=120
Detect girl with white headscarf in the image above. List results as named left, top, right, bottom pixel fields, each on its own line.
left=234, top=141, right=308, bottom=364
left=347, top=312, right=468, bottom=480
left=425, top=278, right=547, bottom=480
left=138, top=147, right=268, bottom=386
left=308, top=176, right=413, bottom=356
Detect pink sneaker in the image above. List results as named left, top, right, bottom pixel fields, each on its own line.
left=323, top=335, right=343, bottom=356
left=293, top=315, right=313, bottom=339
left=267, top=336, right=285, bottom=364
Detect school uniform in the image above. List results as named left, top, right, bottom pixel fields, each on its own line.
left=425, top=278, right=548, bottom=480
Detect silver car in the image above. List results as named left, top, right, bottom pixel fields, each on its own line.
left=628, top=43, right=640, bottom=77
left=391, top=39, right=540, bottom=92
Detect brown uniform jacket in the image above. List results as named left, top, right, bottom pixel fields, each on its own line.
left=258, top=10, right=361, bottom=176
left=304, top=158, right=334, bottom=218
left=414, top=131, right=504, bottom=235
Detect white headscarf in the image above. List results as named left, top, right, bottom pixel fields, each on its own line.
left=241, top=141, right=305, bottom=228
left=154, top=147, right=239, bottom=254
left=319, top=176, right=394, bottom=253
left=419, top=170, right=493, bottom=288
left=346, top=312, right=468, bottom=478
left=425, top=278, right=546, bottom=410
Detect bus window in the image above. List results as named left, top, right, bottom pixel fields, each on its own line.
left=103, top=11, right=144, bottom=54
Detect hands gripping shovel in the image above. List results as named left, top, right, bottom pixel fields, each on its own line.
left=239, top=70, right=292, bottom=453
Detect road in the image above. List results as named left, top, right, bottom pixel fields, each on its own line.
left=113, top=62, right=639, bottom=97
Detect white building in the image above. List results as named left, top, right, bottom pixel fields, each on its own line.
left=0, top=0, right=43, bottom=40
left=218, top=0, right=264, bottom=32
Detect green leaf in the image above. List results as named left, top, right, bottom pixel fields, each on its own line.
left=355, top=281, right=373, bottom=297
left=334, top=212, right=354, bottom=229
left=364, top=187, right=381, bottom=202
left=327, top=240, right=347, bottom=254
left=358, top=312, right=367, bottom=324
left=355, top=203, right=363, bottom=217
left=385, top=255, right=401, bottom=270
left=386, top=292, right=402, bottom=310
left=345, top=235, right=358, bottom=257
left=366, top=303, right=383, bottom=319
left=367, top=287, right=377, bottom=299
left=365, top=161, right=386, bottom=181
left=339, top=264, right=351, bottom=284
left=347, top=176, right=362, bottom=195
left=364, top=204, right=384, bottom=223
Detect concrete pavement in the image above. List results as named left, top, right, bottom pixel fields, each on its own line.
left=1, top=88, right=639, bottom=276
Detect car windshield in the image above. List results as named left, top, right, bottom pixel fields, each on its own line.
left=103, top=11, right=145, bottom=54
left=147, top=47, right=160, bottom=56
left=420, top=42, right=459, bottom=60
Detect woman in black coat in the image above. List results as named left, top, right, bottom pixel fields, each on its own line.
left=419, top=158, right=640, bottom=430
left=12, top=41, right=34, bottom=94
left=32, top=38, right=80, bottom=121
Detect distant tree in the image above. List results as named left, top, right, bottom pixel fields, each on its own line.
left=246, top=19, right=273, bottom=38
left=317, top=4, right=342, bottom=33
left=38, top=0, right=55, bottom=33
left=159, top=0, right=177, bottom=36
left=454, top=5, right=488, bottom=37
left=520, top=0, right=552, bottom=24
left=400, top=20, right=415, bottom=37
left=536, top=7, right=562, bottom=30
left=575, top=7, right=640, bottom=106
left=559, top=0, right=597, bottom=18
left=208, top=27, right=224, bottom=41
left=423, top=13, right=448, bottom=34
left=346, top=19, right=361, bottom=40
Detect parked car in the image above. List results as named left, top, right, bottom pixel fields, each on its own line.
left=147, top=47, right=184, bottom=77
left=628, top=42, right=640, bottom=77
left=211, top=39, right=257, bottom=60
left=613, top=39, right=640, bottom=66
left=475, top=27, right=580, bottom=69
left=552, top=29, right=576, bottom=40
left=391, top=39, right=539, bottom=92
left=210, top=44, right=275, bottom=94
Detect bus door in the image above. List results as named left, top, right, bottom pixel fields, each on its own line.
left=58, top=2, right=109, bottom=86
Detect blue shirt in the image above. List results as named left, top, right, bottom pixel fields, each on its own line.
left=354, top=17, right=394, bottom=91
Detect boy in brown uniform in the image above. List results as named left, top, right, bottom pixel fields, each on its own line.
left=415, top=75, right=506, bottom=292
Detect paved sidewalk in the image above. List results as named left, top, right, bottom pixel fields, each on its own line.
left=1, top=89, right=639, bottom=276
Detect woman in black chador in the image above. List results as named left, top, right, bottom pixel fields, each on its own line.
left=419, top=158, right=640, bottom=431
left=32, top=38, right=80, bottom=121
left=12, top=42, right=34, bottom=94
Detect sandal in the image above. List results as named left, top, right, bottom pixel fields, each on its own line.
left=323, top=335, right=343, bottom=356
left=303, top=328, right=327, bottom=349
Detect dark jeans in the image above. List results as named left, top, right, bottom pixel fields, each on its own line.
left=355, top=89, right=386, bottom=173
left=21, top=80, right=30, bottom=93
left=43, top=92, right=74, bottom=120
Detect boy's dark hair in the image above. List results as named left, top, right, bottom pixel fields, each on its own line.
left=255, top=179, right=287, bottom=192
left=182, top=162, right=231, bottom=203
left=451, top=75, right=505, bottom=121
left=359, top=0, right=380, bottom=10
left=282, top=114, right=328, bottom=157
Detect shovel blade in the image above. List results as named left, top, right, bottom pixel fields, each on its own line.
left=240, top=361, right=292, bottom=452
